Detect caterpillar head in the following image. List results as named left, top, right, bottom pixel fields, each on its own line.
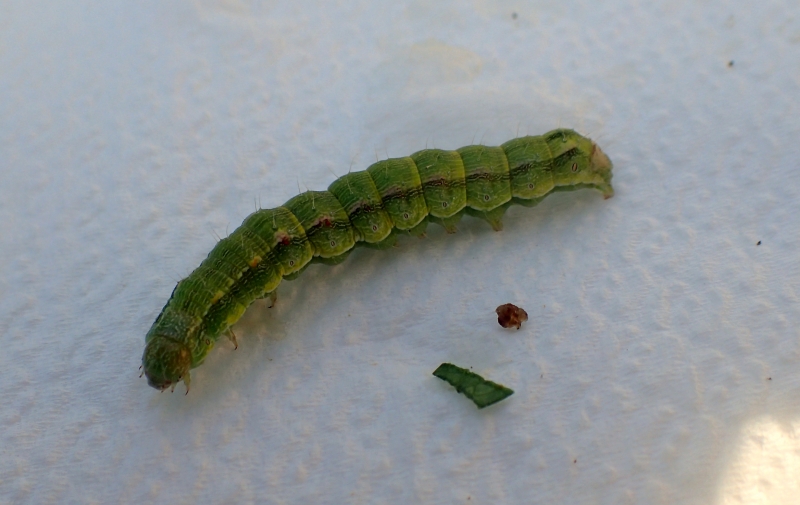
left=588, top=141, right=614, bottom=199
left=141, top=335, right=192, bottom=393
left=547, top=130, right=614, bottom=199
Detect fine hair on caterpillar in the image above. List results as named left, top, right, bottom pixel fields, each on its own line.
left=142, top=128, right=614, bottom=393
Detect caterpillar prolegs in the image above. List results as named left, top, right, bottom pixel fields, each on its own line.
left=142, top=129, right=614, bottom=393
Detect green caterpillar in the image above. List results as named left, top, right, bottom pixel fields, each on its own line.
left=142, top=129, right=614, bottom=393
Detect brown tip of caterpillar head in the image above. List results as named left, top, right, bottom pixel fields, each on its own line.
left=589, top=142, right=614, bottom=199
left=142, top=336, right=192, bottom=392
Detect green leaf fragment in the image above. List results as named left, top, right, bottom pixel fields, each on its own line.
left=432, top=363, right=514, bottom=409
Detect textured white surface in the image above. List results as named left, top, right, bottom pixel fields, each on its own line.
left=1, top=0, right=799, bottom=503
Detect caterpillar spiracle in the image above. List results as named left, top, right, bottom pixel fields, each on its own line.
left=142, top=129, right=614, bottom=393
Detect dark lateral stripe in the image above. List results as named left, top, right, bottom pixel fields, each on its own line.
left=465, top=172, right=512, bottom=183
left=421, top=177, right=467, bottom=188
left=545, top=130, right=568, bottom=142
left=346, top=202, right=384, bottom=218
left=379, top=185, right=426, bottom=203
left=304, top=220, right=353, bottom=237
left=553, top=147, right=580, bottom=164
left=510, top=162, right=553, bottom=176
